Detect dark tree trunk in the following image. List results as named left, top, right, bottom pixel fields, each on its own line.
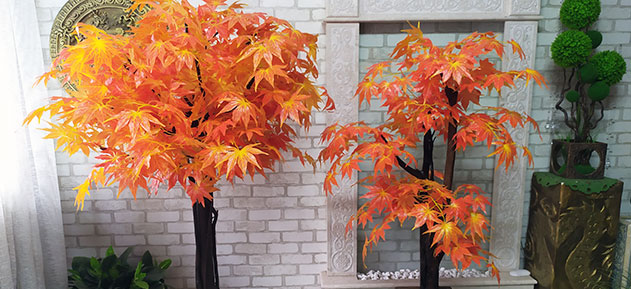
left=419, top=226, right=445, bottom=289
left=443, top=87, right=459, bottom=190
left=416, top=131, right=447, bottom=289
left=421, top=131, right=434, bottom=181
left=415, top=87, right=458, bottom=288
left=193, top=196, right=220, bottom=289
left=189, top=40, right=220, bottom=288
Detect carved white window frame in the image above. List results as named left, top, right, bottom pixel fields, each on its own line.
left=323, top=0, right=541, bottom=281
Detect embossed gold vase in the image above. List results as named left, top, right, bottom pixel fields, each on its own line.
left=525, top=172, right=623, bottom=289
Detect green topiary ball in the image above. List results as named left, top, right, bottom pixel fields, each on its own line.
left=591, top=50, right=627, bottom=85
left=560, top=0, right=601, bottom=29
left=586, top=30, right=603, bottom=48
left=579, top=62, right=598, bottom=83
left=551, top=30, right=592, bottom=67
left=565, top=90, right=580, bottom=102
left=588, top=81, right=610, bottom=101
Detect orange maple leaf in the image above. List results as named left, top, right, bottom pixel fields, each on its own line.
left=427, top=220, right=462, bottom=247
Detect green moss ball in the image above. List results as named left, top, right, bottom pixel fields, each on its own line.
left=588, top=81, right=610, bottom=101
left=591, top=50, right=627, bottom=85
left=586, top=30, right=603, bottom=48
left=550, top=30, right=592, bottom=67
left=565, top=90, right=580, bottom=102
left=560, top=0, right=601, bottom=29
left=579, top=62, right=598, bottom=83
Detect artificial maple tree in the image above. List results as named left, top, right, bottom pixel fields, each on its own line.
left=319, top=25, right=545, bottom=288
left=25, top=1, right=333, bottom=288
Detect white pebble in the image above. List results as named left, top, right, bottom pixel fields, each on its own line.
left=357, top=267, right=491, bottom=280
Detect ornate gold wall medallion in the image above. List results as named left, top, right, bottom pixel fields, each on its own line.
left=49, top=0, right=145, bottom=60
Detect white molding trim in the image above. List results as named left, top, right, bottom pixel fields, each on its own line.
left=509, top=0, right=541, bottom=16
left=323, top=15, right=542, bottom=23
left=490, top=20, right=539, bottom=272
left=358, top=0, right=503, bottom=20
left=326, top=0, right=358, bottom=17
left=325, top=23, right=360, bottom=276
left=326, top=0, right=541, bottom=22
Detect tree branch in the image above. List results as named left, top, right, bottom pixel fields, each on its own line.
left=397, top=156, right=426, bottom=180
left=590, top=100, right=605, bottom=131
left=556, top=68, right=579, bottom=137
left=380, top=135, right=426, bottom=179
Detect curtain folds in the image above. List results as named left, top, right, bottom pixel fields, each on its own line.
left=0, top=0, right=67, bottom=288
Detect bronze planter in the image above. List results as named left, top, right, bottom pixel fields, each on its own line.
left=549, top=140, right=607, bottom=179
left=525, top=172, right=623, bottom=289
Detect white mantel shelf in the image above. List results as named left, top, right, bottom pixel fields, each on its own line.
left=320, top=272, right=537, bottom=289
left=323, top=15, right=543, bottom=23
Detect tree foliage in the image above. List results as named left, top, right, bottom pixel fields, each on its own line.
left=318, top=25, right=545, bottom=280
left=25, top=0, right=333, bottom=209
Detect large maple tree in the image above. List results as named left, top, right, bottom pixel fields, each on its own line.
left=319, top=25, right=545, bottom=288
left=25, top=1, right=332, bottom=288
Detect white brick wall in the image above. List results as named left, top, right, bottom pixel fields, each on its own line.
left=35, top=0, right=630, bottom=287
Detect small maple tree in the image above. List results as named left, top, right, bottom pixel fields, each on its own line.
left=25, top=1, right=332, bottom=288
left=319, top=25, right=545, bottom=288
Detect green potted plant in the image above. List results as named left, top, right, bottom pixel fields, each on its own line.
left=548, top=0, right=626, bottom=178
left=68, top=246, right=172, bottom=289
left=525, top=1, right=627, bottom=288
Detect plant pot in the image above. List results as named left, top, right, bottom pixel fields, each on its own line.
left=525, top=172, right=623, bottom=289
left=549, top=139, right=607, bottom=179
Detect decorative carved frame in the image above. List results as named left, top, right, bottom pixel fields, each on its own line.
left=50, top=0, right=144, bottom=59
left=324, top=0, right=541, bottom=277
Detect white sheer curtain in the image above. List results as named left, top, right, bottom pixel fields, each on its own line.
left=0, top=0, right=67, bottom=288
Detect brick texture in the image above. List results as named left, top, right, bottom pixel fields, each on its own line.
left=36, top=0, right=630, bottom=287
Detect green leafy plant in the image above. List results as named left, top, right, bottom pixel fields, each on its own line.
left=68, top=246, right=171, bottom=289
left=550, top=30, right=592, bottom=68
left=591, top=50, right=627, bottom=85
left=560, top=0, right=601, bottom=29
left=552, top=0, right=627, bottom=142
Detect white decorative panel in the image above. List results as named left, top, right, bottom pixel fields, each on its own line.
left=358, top=0, right=505, bottom=21
left=510, top=0, right=541, bottom=16
left=325, top=0, right=543, bottom=21
left=325, top=23, right=359, bottom=276
left=361, top=0, right=503, bottom=14
left=490, top=21, right=538, bottom=272
left=327, top=0, right=358, bottom=17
